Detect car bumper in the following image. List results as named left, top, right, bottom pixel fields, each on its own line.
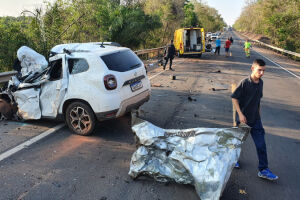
left=95, top=89, right=150, bottom=121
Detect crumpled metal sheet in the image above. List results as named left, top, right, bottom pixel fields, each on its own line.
left=13, top=88, right=41, bottom=120
left=129, top=118, right=250, bottom=200
left=17, top=46, right=48, bottom=76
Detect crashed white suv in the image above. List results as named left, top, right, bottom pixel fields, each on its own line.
left=8, top=43, right=151, bottom=135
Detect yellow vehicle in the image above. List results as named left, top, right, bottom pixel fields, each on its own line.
left=174, top=27, right=205, bottom=57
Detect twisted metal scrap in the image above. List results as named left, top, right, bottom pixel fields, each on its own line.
left=129, top=118, right=250, bottom=200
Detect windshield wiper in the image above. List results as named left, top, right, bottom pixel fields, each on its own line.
left=130, top=63, right=141, bottom=69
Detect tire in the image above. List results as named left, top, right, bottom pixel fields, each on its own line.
left=65, top=102, right=96, bottom=136
left=198, top=53, right=202, bottom=58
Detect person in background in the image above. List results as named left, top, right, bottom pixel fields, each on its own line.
left=244, top=39, right=252, bottom=58
left=215, top=38, right=221, bottom=55
left=163, top=40, right=176, bottom=71
left=231, top=59, right=278, bottom=181
left=224, top=38, right=231, bottom=57
left=230, top=36, right=234, bottom=44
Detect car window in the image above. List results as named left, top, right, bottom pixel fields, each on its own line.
left=48, top=59, right=62, bottom=81
left=100, top=50, right=141, bottom=72
left=68, top=58, right=89, bottom=74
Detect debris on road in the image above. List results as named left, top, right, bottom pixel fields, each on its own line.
left=151, top=83, right=163, bottom=87
left=170, top=75, right=176, bottom=80
left=188, top=96, right=197, bottom=101
left=129, top=116, right=250, bottom=200
left=211, top=83, right=229, bottom=91
left=211, top=87, right=228, bottom=91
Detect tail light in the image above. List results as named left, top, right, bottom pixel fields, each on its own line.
left=180, top=43, right=183, bottom=49
left=104, top=74, right=117, bottom=90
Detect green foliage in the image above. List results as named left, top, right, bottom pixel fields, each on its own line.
left=110, top=6, right=162, bottom=48
left=183, top=3, right=198, bottom=27
left=0, top=17, right=32, bottom=71
left=234, top=0, right=300, bottom=52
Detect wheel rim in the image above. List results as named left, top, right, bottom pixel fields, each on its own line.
left=69, top=106, right=91, bottom=133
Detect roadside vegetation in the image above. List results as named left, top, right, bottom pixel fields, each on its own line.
left=233, top=0, right=300, bottom=53
left=0, top=0, right=226, bottom=72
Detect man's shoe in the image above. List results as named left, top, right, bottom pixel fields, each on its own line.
left=169, top=68, right=174, bottom=71
left=234, top=162, right=240, bottom=169
left=258, top=168, right=278, bottom=180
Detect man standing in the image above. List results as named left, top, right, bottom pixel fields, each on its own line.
left=163, top=40, right=176, bottom=71
left=244, top=39, right=252, bottom=58
left=231, top=59, right=278, bottom=181
left=224, top=38, right=231, bottom=57
left=230, top=36, right=234, bottom=44
left=215, top=38, right=221, bottom=55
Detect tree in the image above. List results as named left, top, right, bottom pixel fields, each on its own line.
left=0, top=17, right=31, bottom=71
left=183, top=3, right=198, bottom=27
left=234, top=0, right=300, bottom=52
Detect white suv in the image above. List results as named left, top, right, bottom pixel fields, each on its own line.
left=42, top=43, right=151, bottom=135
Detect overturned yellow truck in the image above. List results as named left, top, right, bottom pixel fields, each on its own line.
left=174, top=27, right=206, bottom=57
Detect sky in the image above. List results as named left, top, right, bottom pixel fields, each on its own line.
left=0, top=0, right=246, bottom=26
left=205, top=0, right=246, bottom=26
left=0, top=0, right=56, bottom=17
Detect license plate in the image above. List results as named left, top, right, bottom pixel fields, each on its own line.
left=130, top=81, right=143, bottom=92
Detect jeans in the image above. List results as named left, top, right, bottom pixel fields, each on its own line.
left=163, top=56, right=174, bottom=69
left=250, top=120, right=268, bottom=171
left=215, top=46, right=220, bottom=55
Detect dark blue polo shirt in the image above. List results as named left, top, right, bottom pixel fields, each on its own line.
left=231, top=77, right=263, bottom=126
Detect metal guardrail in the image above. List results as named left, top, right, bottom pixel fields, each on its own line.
left=0, top=47, right=166, bottom=84
left=252, top=39, right=300, bottom=58
left=135, top=46, right=165, bottom=55
left=0, top=71, right=18, bottom=84
left=134, top=46, right=165, bottom=61
left=237, top=32, right=300, bottom=58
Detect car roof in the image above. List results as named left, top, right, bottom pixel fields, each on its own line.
left=50, top=42, right=128, bottom=57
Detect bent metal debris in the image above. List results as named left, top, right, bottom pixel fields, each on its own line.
left=129, top=116, right=250, bottom=200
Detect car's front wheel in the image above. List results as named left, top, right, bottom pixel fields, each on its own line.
left=65, top=102, right=95, bottom=136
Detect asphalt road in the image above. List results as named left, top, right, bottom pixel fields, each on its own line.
left=0, top=31, right=299, bottom=200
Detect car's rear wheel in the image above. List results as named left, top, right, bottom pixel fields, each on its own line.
left=65, top=102, right=95, bottom=136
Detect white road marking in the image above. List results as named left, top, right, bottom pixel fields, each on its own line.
left=0, top=123, right=65, bottom=162
left=254, top=50, right=300, bottom=80
left=149, top=70, right=165, bottom=80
